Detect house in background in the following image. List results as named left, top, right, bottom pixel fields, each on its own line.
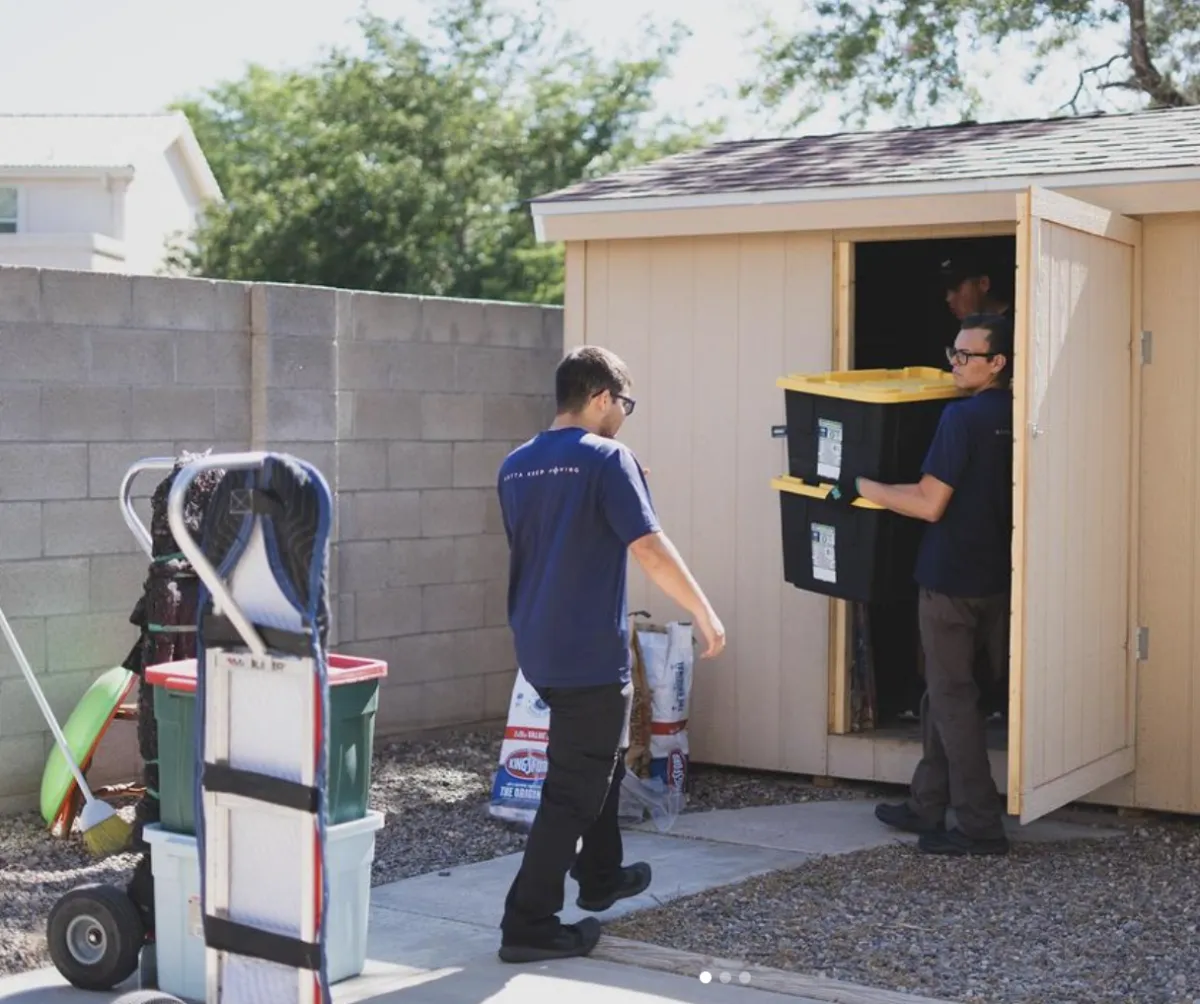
left=0, top=111, right=221, bottom=274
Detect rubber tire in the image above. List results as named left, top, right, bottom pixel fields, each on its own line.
left=47, top=883, right=145, bottom=991
left=110, top=992, right=186, bottom=1003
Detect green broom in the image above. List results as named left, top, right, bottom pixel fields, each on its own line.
left=0, top=602, right=131, bottom=856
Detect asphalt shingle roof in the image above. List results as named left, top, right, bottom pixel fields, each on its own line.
left=532, top=105, right=1200, bottom=204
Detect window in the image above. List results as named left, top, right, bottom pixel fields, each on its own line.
left=0, top=187, right=16, bottom=233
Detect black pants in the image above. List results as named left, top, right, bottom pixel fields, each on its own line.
left=500, top=681, right=632, bottom=940
left=908, top=588, right=1008, bottom=840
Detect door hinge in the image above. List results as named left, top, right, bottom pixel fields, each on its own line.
left=1140, top=330, right=1152, bottom=364
left=1135, top=626, right=1149, bottom=661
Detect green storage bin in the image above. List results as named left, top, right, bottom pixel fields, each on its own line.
left=148, top=653, right=388, bottom=835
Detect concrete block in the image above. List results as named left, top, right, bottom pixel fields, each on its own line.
left=176, top=333, right=251, bottom=388
left=273, top=442, right=335, bottom=484
left=265, top=389, right=336, bottom=441
left=373, top=680, right=426, bottom=734
left=0, top=444, right=88, bottom=501
left=339, top=490, right=421, bottom=541
left=390, top=538, right=456, bottom=587
left=131, top=275, right=249, bottom=332
left=90, top=554, right=150, bottom=612
left=41, top=271, right=132, bottom=327
left=482, top=301, right=546, bottom=348
left=455, top=346, right=556, bottom=395
left=337, top=540, right=394, bottom=592
left=387, top=442, right=452, bottom=490
left=484, top=493, right=506, bottom=536
left=367, top=631, right=457, bottom=686
left=543, top=307, right=565, bottom=352
left=0, top=669, right=97, bottom=738
left=252, top=283, right=336, bottom=339
left=336, top=342, right=398, bottom=391
left=481, top=395, right=551, bottom=441
left=0, top=324, right=88, bottom=382
left=485, top=667, right=518, bottom=718
left=420, top=393, right=482, bottom=442
left=131, top=386, right=216, bottom=440
left=390, top=343, right=456, bottom=393
left=0, top=735, right=49, bottom=797
left=214, top=388, right=252, bottom=441
left=0, top=559, right=90, bottom=616
left=420, top=489, right=488, bottom=538
left=339, top=441, right=389, bottom=491
left=351, top=291, right=422, bottom=342
left=454, top=534, right=509, bottom=583
left=422, top=582, right=486, bottom=633
left=0, top=617, right=44, bottom=679
left=90, top=330, right=177, bottom=386
left=350, top=390, right=421, bottom=440
left=0, top=384, right=42, bottom=441
left=43, top=500, right=138, bottom=557
left=422, top=297, right=485, bottom=344
left=455, top=626, right=517, bottom=675
left=0, top=503, right=42, bottom=559
left=45, top=611, right=139, bottom=673
left=484, top=578, right=508, bottom=627
left=42, top=385, right=132, bottom=441
left=335, top=592, right=355, bottom=646
left=0, top=268, right=41, bottom=322
left=353, top=586, right=422, bottom=641
left=421, top=674, right=487, bottom=727
left=88, top=441, right=175, bottom=498
left=267, top=335, right=334, bottom=390
left=452, top=441, right=510, bottom=488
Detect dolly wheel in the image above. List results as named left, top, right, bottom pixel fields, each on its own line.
left=110, top=992, right=185, bottom=1003
left=47, top=883, right=145, bottom=991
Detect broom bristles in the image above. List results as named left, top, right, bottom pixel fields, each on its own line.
left=82, top=812, right=133, bottom=857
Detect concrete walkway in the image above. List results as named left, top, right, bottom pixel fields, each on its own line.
left=0, top=799, right=1124, bottom=1004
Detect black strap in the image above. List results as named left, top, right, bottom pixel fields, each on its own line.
left=203, top=762, right=320, bottom=815
left=202, top=610, right=313, bottom=658
left=203, top=914, right=321, bottom=971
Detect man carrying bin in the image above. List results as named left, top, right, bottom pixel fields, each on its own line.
left=832, top=312, right=1014, bottom=856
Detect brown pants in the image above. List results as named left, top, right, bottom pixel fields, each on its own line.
left=908, top=588, right=1008, bottom=840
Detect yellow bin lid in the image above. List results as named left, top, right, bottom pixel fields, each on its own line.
left=776, top=366, right=965, bottom=404
left=771, top=475, right=884, bottom=510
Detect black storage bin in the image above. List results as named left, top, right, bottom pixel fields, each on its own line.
left=773, top=476, right=924, bottom=604
left=778, top=366, right=964, bottom=486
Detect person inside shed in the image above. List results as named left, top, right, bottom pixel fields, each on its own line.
left=941, top=250, right=1012, bottom=322
left=827, top=312, right=1014, bottom=856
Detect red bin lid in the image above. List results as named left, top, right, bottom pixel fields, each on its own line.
left=146, top=652, right=387, bottom=692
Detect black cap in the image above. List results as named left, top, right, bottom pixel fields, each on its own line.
left=940, top=251, right=992, bottom=289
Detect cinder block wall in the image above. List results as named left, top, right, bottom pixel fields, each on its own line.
left=0, top=266, right=560, bottom=814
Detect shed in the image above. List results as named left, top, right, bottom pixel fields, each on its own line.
left=528, top=104, right=1200, bottom=823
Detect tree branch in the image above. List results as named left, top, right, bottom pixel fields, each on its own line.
left=1058, top=52, right=1127, bottom=114
left=1125, top=0, right=1189, bottom=107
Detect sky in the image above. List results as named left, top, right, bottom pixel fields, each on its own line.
left=0, top=0, right=1141, bottom=139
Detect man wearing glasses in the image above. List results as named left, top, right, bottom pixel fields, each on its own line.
left=495, top=345, right=725, bottom=962
left=940, top=250, right=1012, bottom=322
left=833, top=313, right=1014, bottom=856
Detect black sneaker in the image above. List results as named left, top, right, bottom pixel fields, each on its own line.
left=499, top=917, right=602, bottom=964
left=575, top=862, right=652, bottom=912
left=918, top=827, right=1009, bottom=856
left=874, top=802, right=944, bottom=835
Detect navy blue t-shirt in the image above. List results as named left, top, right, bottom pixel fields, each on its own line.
left=914, top=387, right=1014, bottom=598
left=498, top=427, right=660, bottom=690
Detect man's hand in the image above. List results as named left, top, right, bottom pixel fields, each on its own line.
left=629, top=531, right=726, bottom=660
left=695, top=608, right=726, bottom=659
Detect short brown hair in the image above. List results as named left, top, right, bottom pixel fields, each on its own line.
left=555, top=346, right=631, bottom=414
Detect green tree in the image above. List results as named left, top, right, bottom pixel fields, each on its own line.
left=168, top=0, right=722, bottom=303
left=743, top=0, right=1200, bottom=128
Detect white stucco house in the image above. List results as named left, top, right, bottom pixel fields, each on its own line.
left=0, top=112, right=221, bottom=274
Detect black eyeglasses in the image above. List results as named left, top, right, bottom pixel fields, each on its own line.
left=614, top=394, right=636, bottom=416
left=946, top=346, right=996, bottom=367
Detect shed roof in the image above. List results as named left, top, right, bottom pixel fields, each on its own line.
left=532, top=105, right=1200, bottom=205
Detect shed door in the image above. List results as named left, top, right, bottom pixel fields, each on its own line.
left=1009, top=186, right=1142, bottom=824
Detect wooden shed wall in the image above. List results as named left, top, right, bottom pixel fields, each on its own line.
left=564, top=235, right=834, bottom=775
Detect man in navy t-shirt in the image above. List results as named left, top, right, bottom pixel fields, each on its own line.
left=853, top=313, right=1014, bottom=856
left=496, top=345, right=725, bottom=963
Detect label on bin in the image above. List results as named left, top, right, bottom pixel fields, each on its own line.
left=811, top=522, right=837, bottom=583
left=817, top=419, right=843, bottom=480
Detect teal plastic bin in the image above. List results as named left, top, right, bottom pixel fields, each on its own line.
left=147, top=653, right=388, bottom=835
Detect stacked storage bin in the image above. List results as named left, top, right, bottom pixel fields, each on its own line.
left=773, top=366, right=966, bottom=603
left=142, top=654, right=388, bottom=1002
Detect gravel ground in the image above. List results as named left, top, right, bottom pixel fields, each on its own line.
left=608, top=815, right=1200, bottom=1004
left=0, top=725, right=853, bottom=977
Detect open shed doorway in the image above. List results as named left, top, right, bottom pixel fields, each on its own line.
left=839, top=232, right=1016, bottom=747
